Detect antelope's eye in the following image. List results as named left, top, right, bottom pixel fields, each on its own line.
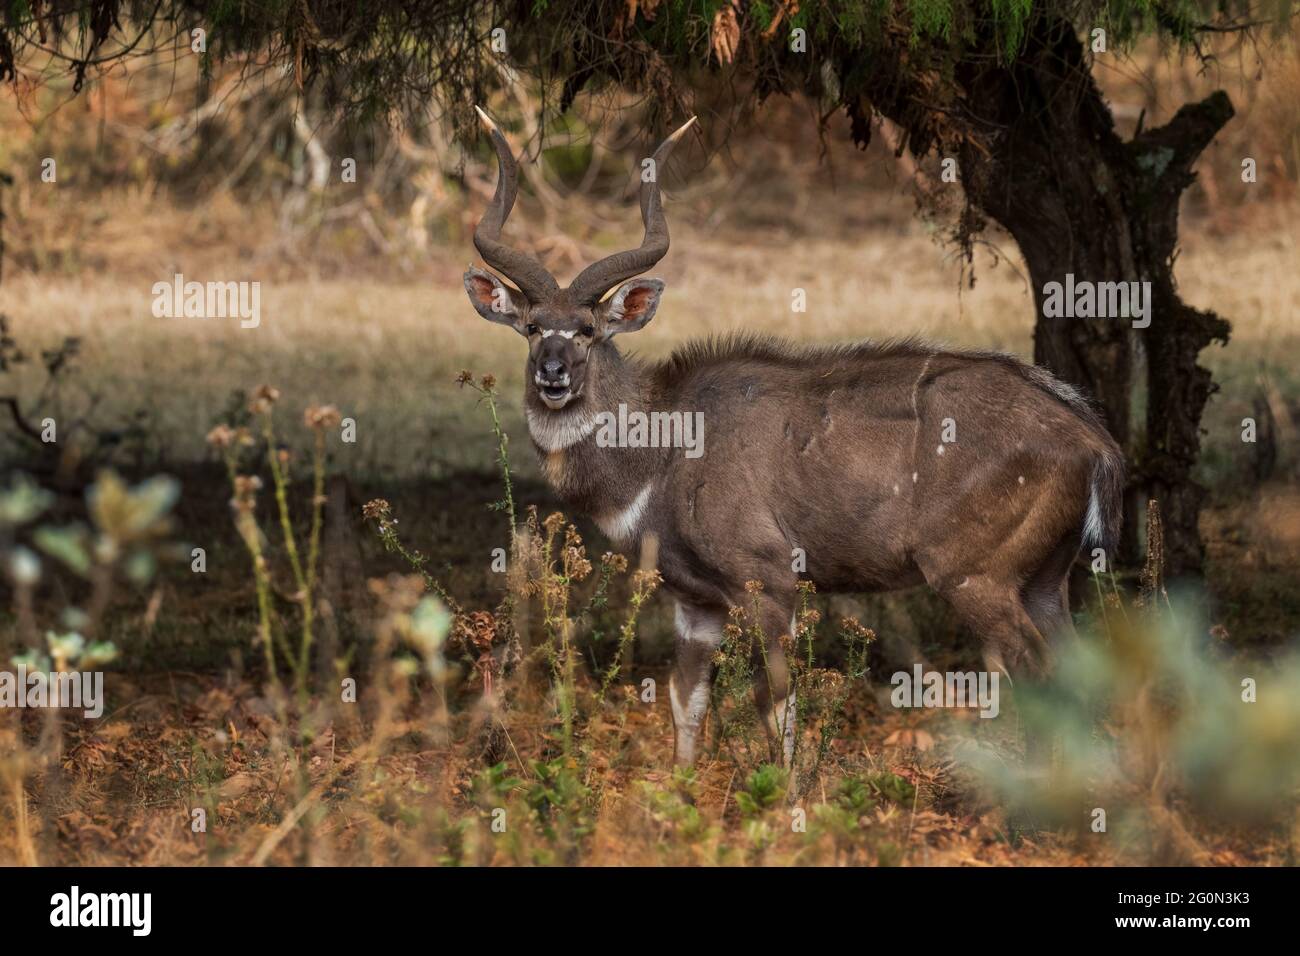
left=526, top=323, right=540, bottom=336
left=581, top=324, right=595, bottom=338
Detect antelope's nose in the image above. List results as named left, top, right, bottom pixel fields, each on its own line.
left=541, top=359, right=568, bottom=383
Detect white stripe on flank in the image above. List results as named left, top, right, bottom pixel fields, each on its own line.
left=526, top=406, right=596, bottom=451
left=596, top=483, right=653, bottom=543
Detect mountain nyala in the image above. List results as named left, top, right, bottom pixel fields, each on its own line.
left=463, top=109, right=1125, bottom=766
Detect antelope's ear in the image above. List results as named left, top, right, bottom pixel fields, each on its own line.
left=597, top=278, right=664, bottom=337
left=464, top=268, right=526, bottom=328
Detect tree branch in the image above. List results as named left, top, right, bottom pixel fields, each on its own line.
left=0, top=395, right=43, bottom=442
left=1131, top=89, right=1234, bottom=182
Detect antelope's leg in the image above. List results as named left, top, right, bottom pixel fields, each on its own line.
left=937, top=574, right=1050, bottom=681
left=937, top=573, right=1052, bottom=766
left=1020, top=533, right=1083, bottom=656
left=669, top=602, right=726, bottom=766
left=750, top=597, right=798, bottom=768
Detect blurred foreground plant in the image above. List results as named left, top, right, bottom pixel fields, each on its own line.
left=960, top=505, right=1300, bottom=864
left=0, top=468, right=178, bottom=865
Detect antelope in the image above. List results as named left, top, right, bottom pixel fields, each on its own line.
left=462, top=109, right=1124, bottom=766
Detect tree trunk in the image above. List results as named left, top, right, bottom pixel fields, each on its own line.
left=954, top=18, right=1232, bottom=575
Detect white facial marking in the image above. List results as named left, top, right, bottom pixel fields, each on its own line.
left=526, top=406, right=596, bottom=451
left=595, top=482, right=653, bottom=543
left=540, top=329, right=577, bottom=339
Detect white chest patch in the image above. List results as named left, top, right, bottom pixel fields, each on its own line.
left=596, top=483, right=653, bottom=543
left=526, top=406, right=597, bottom=451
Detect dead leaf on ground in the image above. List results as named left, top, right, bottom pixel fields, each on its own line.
left=884, top=727, right=935, bottom=751
left=217, top=772, right=258, bottom=799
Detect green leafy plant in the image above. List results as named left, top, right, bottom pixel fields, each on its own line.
left=735, top=763, right=789, bottom=817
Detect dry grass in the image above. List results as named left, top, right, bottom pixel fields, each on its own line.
left=3, top=455, right=1296, bottom=868
left=3, top=199, right=1297, bottom=481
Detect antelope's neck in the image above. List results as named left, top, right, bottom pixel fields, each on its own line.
left=524, top=350, right=655, bottom=536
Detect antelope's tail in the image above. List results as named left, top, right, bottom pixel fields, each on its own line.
left=1082, top=449, right=1125, bottom=557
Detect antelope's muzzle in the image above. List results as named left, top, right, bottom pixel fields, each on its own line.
left=535, top=357, right=573, bottom=407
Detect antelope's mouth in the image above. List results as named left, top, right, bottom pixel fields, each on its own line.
left=535, top=373, right=575, bottom=409
left=538, top=382, right=569, bottom=403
